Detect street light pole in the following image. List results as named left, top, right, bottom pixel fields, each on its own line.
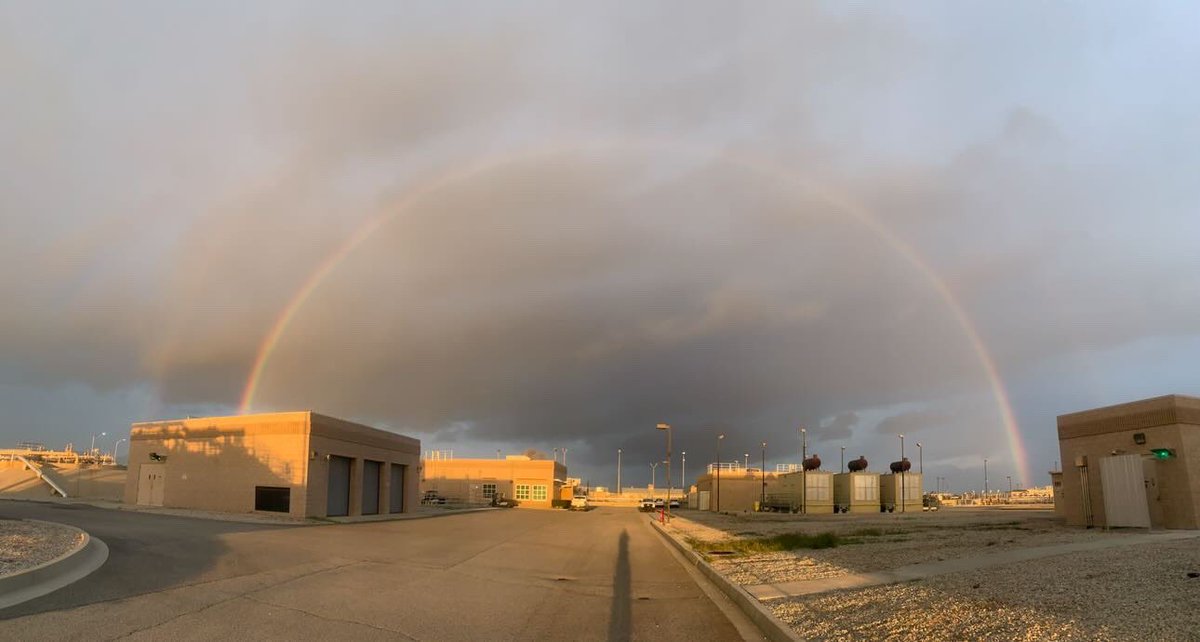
left=617, top=448, right=622, bottom=496
left=840, top=446, right=845, bottom=472
left=113, top=438, right=127, bottom=464
left=1007, top=475, right=1012, bottom=496
left=800, top=426, right=807, bottom=515
left=563, top=448, right=568, bottom=468
left=760, top=441, right=767, bottom=510
left=917, top=442, right=923, bottom=474
left=681, top=451, right=686, bottom=496
left=744, top=453, right=749, bottom=469
left=90, top=431, right=107, bottom=464
left=657, top=423, right=672, bottom=521
left=650, top=462, right=658, bottom=489
left=716, top=434, right=725, bottom=512
left=984, top=458, right=989, bottom=503
left=899, top=434, right=906, bottom=513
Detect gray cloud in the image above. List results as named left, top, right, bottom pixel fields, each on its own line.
left=3, top=3, right=1199, bottom=488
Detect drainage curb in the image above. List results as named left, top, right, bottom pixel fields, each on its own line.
left=0, top=521, right=109, bottom=611
left=650, top=518, right=802, bottom=642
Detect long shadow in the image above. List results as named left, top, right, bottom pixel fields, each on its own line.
left=607, top=528, right=632, bottom=642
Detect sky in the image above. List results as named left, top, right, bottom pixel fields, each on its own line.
left=3, top=2, right=1198, bottom=491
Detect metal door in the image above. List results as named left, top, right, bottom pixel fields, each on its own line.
left=137, top=464, right=166, bottom=507
left=1100, top=454, right=1150, bottom=528
left=389, top=464, right=405, bottom=513
left=362, top=460, right=381, bottom=515
left=698, top=490, right=710, bottom=511
left=327, top=456, right=352, bottom=517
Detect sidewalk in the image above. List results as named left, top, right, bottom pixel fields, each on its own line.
left=745, top=529, right=1200, bottom=600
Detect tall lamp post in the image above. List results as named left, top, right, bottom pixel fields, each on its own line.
left=650, top=462, right=658, bottom=489
left=1007, top=475, right=1012, bottom=496
left=983, top=458, right=989, bottom=503
left=800, top=426, right=808, bottom=514
left=90, top=431, right=107, bottom=464
left=744, top=453, right=749, bottom=469
left=617, top=448, right=622, bottom=495
left=716, top=434, right=725, bottom=512
left=840, top=446, right=845, bottom=472
left=656, top=423, right=672, bottom=520
left=760, top=441, right=767, bottom=510
left=681, top=451, right=686, bottom=496
left=113, top=438, right=127, bottom=465
left=917, top=442, right=923, bottom=474
left=562, top=448, right=568, bottom=468
left=899, top=433, right=906, bottom=513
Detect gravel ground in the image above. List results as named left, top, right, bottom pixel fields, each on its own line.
left=772, top=538, right=1200, bottom=642
left=0, top=519, right=83, bottom=576
left=670, top=507, right=1133, bottom=585
left=667, top=508, right=1200, bottom=640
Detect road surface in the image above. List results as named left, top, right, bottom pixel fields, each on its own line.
left=0, top=502, right=748, bottom=641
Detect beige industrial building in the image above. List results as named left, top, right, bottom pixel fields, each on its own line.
left=833, top=471, right=881, bottom=513
left=1057, top=394, right=1200, bottom=529
left=420, top=455, right=567, bottom=509
left=693, top=469, right=785, bottom=512
left=879, top=473, right=924, bottom=512
left=124, top=412, right=420, bottom=520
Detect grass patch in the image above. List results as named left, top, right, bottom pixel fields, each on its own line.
left=689, top=531, right=841, bottom=556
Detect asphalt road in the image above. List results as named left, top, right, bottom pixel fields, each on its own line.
left=0, top=502, right=748, bottom=641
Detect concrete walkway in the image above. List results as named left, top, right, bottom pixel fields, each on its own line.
left=746, top=529, right=1200, bottom=601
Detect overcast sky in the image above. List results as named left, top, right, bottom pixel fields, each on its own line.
left=3, top=2, right=1198, bottom=490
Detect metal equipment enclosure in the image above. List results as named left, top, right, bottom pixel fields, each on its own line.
left=879, top=473, right=923, bottom=513
left=833, top=472, right=880, bottom=513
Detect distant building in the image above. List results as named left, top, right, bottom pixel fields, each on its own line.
left=124, top=412, right=420, bottom=520
left=1057, top=394, right=1200, bottom=529
left=420, top=454, right=567, bottom=509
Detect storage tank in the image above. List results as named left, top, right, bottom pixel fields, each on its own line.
left=833, top=471, right=881, bottom=513
left=847, top=456, right=868, bottom=472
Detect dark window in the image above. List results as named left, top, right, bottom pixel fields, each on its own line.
left=255, top=486, right=291, bottom=513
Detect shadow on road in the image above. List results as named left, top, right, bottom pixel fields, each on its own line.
left=608, top=528, right=632, bottom=642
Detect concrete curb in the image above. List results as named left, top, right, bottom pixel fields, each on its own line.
left=650, top=518, right=802, bottom=642
left=0, top=520, right=109, bottom=611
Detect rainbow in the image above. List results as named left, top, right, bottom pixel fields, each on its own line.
left=237, top=140, right=1032, bottom=487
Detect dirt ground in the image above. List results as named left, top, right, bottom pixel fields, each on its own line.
left=667, top=506, right=1200, bottom=641
left=0, top=519, right=82, bottom=576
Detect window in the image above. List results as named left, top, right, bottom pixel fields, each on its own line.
left=853, top=475, right=878, bottom=501
left=515, top=484, right=531, bottom=500
left=255, top=486, right=291, bottom=513
left=807, top=475, right=831, bottom=501
left=482, top=483, right=497, bottom=499
left=532, top=485, right=548, bottom=501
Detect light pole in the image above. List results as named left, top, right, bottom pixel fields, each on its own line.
left=90, top=431, right=107, bottom=463
left=650, top=462, right=658, bottom=489
left=617, top=448, right=622, bottom=495
left=553, top=448, right=559, bottom=463
left=716, top=434, right=725, bottom=512
left=917, top=442, right=923, bottom=474
left=113, top=438, right=127, bottom=464
left=657, top=423, right=672, bottom=521
left=681, top=451, right=686, bottom=496
left=744, top=453, right=749, bottom=469
left=563, top=448, right=568, bottom=468
left=1007, top=475, right=1012, bottom=496
left=840, top=446, right=845, bottom=472
left=800, top=426, right=807, bottom=515
left=984, top=458, right=989, bottom=503
left=760, top=441, right=767, bottom=509
left=899, top=433, right=905, bottom=513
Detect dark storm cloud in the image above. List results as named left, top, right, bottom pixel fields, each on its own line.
left=3, top=2, right=1200, bottom=487
left=875, top=408, right=952, bottom=436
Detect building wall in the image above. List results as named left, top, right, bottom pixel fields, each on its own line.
left=774, top=471, right=835, bottom=513
left=304, top=413, right=420, bottom=518
left=833, top=472, right=881, bottom=513
left=693, top=471, right=782, bottom=512
left=879, top=473, right=923, bottom=512
left=124, top=411, right=420, bottom=519
left=1057, top=395, right=1200, bottom=529
left=421, top=457, right=565, bottom=508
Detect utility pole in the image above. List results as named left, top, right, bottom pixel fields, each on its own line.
left=760, top=441, right=767, bottom=510
left=617, top=448, right=622, bottom=495
left=900, top=434, right=905, bottom=513
left=800, top=426, right=807, bottom=515
left=657, top=423, right=672, bottom=521
left=984, top=458, right=989, bottom=503
left=681, top=451, right=686, bottom=496
left=716, top=434, right=725, bottom=512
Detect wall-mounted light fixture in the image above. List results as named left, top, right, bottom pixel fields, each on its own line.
left=1133, top=433, right=1147, bottom=445
left=149, top=452, right=167, bottom=462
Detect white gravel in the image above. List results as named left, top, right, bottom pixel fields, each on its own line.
left=0, top=519, right=83, bottom=576
left=772, top=538, right=1200, bottom=641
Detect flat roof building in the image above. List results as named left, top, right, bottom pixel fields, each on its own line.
left=1057, top=394, right=1200, bottom=529
left=124, top=411, right=420, bottom=520
left=420, top=455, right=566, bottom=509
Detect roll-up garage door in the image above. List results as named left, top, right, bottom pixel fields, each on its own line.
left=389, top=464, right=405, bottom=513
left=362, top=460, right=381, bottom=515
left=327, top=455, right=352, bottom=517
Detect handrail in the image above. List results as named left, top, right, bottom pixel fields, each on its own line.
left=16, top=455, right=68, bottom=498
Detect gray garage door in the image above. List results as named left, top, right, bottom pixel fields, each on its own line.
left=362, top=460, right=382, bottom=515
left=327, top=455, right=352, bottom=517
left=389, top=464, right=406, bottom=513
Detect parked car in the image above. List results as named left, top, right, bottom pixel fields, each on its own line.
left=492, top=494, right=517, bottom=508
left=654, top=498, right=665, bottom=509
left=668, top=499, right=680, bottom=509
left=639, top=498, right=656, bottom=511
left=570, top=496, right=589, bottom=511
left=422, top=490, right=446, bottom=505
